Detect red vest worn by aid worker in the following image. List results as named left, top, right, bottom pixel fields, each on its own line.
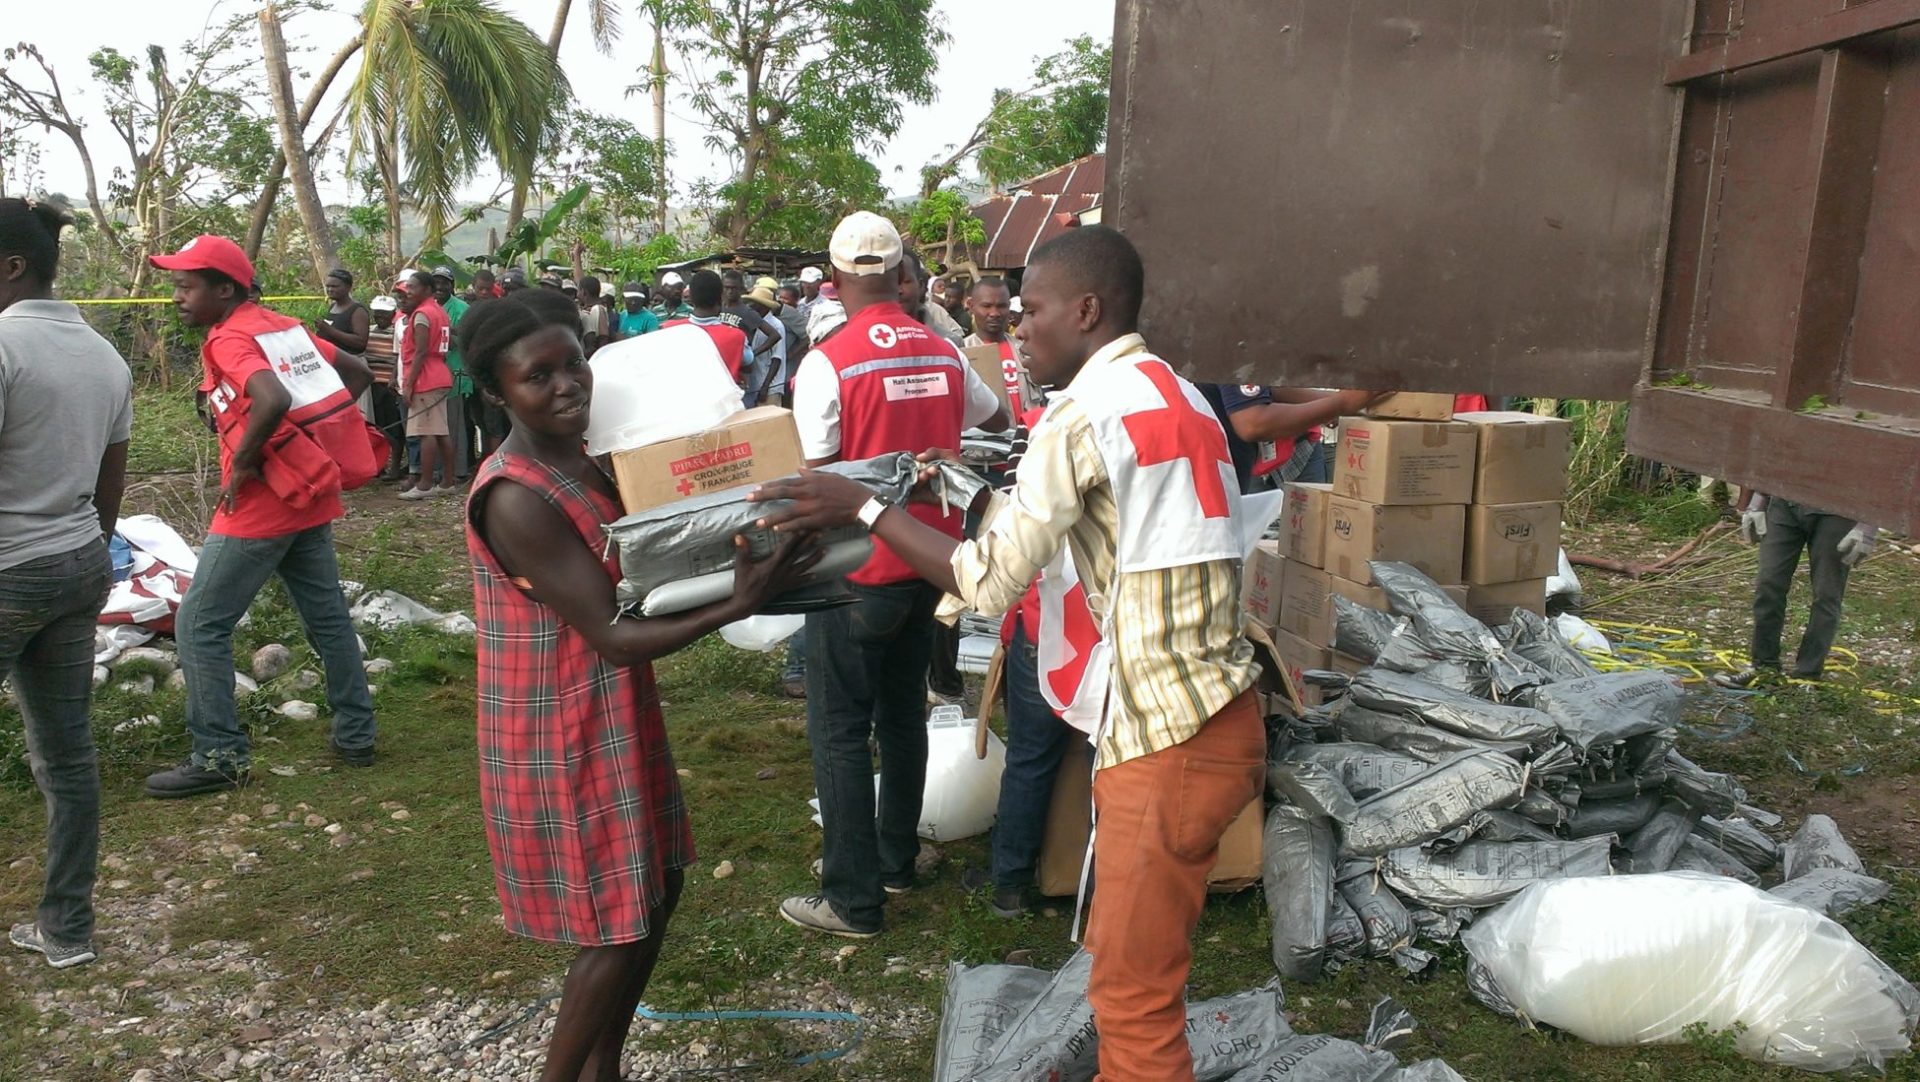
left=397, top=296, right=454, bottom=394
left=815, top=301, right=970, bottom=586
left=201, top=303, right=382, bottom=537
left=663, top=318, right=747, bottom=381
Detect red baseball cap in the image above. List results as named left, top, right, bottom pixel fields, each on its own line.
left=149, top=234, right=256, bottom=288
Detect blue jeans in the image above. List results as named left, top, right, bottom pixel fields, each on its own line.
left=178, top=524, right=374, bottom=770
left=991, top=623, right=1086, bottom=891
left=781, top=630, right=806, bottom=683
left=0, top=538, right=111, bottom=944
left=1296, top=440, right=1331, bottom=484
left=805, top=580, right=939, bottom=931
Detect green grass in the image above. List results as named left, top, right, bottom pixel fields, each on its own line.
left=2, top=477, right=1917, bottom=1079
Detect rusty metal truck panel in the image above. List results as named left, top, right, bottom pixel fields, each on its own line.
left=1106, top=0, right=1688, bottom=400
left=1110, top=0, right=1920, bottom=533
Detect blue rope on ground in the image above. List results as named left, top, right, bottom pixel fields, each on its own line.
left=633, top=1003, right=868, bottom=1075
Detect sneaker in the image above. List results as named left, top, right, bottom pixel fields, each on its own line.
left=397, top=487, right=433, bottom=501
left=9, top=922, right=96, bottom=969
left=778, top=895, right=878, bottom=939
left=810, top=859, right=909, bottom=895
left=430, top=484, right=463, bottom=497
left=1711, top=667, right=1781, bottom=691
left=144, top=760, right=248, bottom=799
left=990, top=887, right=1030, bottom=920
left=331, top=739, right=375, bottom=768
left=779, top=676, right=807, bottom=700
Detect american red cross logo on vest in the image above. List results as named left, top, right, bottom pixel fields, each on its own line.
left=276, top=357, right=294, bottom=376
left=868, top=323, right=898, bottom=349
left=1120, top=361, right=1233, bottom=518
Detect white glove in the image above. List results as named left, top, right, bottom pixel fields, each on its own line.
left=1739, top=508, right=1767, bottom=544
left=1837, top=524, right=1878, bottom=568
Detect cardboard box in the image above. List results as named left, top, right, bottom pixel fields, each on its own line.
left=1455, top=411, right=1573, bottom=504
left=1278, top=559, right=1336, bottom=646
left=1242, top=540, right=1285, bottom=627
left=1362, top=392, right=1455, bottom=422
left=1464, top=578, right=1548, bottom=626
left=609, top=407, right=806, bottom=514
left=1282, top=482, right=1333, bottom=567
left=1271, top=628, right=1335, bottom=708
left=1037, top=754, right=1261, bottom=896
left=1323, top=497, right=1466, bottom=586
left=1329, top=574, right=1468, bottom=612
left=1333, top=419, right=1478, bottom=506
left=1465, top=501, right=1563, bottom=585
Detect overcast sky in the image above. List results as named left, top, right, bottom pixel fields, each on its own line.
left=8, top=0, right=1114, bottom=210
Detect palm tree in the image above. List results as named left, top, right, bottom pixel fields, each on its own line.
left=501, top=0, right=621, bottom=238
left=347, top=0, right=569, bottom=264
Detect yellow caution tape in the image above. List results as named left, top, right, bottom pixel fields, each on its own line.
left=1581, top=618, right=1919, bottom=712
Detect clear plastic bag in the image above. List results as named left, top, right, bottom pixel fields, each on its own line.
left=1461, top=873, right=1920, bottom=1073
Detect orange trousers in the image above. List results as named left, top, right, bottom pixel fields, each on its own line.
left=1085, top=690, right=1265, bottom=1082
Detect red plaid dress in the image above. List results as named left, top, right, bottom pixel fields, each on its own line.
left=465, top=451, right=693, bottom=946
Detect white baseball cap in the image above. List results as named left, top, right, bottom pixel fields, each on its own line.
left=1010, top=296, right=1024, bottom=314
left=828, top=211, right=903, bottom=277
left=660, top=271, right=685, bottom=287
left=370, top=294, right=397, bottom=312
left=798, top=266, right=824, bottom=283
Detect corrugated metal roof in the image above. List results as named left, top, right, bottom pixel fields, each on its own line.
left=968, top=154, right=1106, bottom=269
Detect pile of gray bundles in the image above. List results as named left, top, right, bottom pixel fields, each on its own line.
left=603, top=452, right=990, bottom=616
left=1259, top=560, right=1887, bottom=979
left=935, top=950, right=1467, bottom=1082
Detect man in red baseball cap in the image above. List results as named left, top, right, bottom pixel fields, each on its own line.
left=144, top=234, right=381, bottom=798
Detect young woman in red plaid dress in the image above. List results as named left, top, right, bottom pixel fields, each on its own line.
left=460, top=290, right=819, bottom=1082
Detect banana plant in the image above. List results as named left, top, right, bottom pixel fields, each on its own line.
left=493, top=182, right=592, bottom=272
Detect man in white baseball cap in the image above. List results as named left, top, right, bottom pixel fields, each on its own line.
left=654, top=270, right=691, bottom=319
left=796, top=264, right=825, bottom=318
left=774, top=212, right=1008, bottom=940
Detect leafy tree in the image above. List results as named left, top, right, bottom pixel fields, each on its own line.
left=547, top=108, right=663, bottom=248
left=648, top=0, right=946, bottom=248
left=907, top=187, right=986, bottom=266
left=346, top=0, right=570, bottom=264
left=921, top=34, right=1110, bottom=196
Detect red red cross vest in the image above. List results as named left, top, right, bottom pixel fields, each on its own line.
left=816, top=301, right=970, bottom=586
left=663, top=318, right=747, bottom=381
left=397, top=297, right=453, bottom=394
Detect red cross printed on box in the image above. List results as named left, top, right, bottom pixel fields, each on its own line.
left=1120, top=361, right=1232, bottom=518
left=675, top=477, right=696, bottom=497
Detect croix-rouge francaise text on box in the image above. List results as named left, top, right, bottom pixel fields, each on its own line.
left=608, top=406, right=807, bottom=514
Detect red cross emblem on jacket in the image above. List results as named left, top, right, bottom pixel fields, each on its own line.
left=1120, top=361, right=1233, bottom=518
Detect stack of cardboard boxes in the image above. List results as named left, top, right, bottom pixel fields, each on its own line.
left=1454, top=410, right=1572, bottom=624
left=1242, top=396, right=1571, bottom=691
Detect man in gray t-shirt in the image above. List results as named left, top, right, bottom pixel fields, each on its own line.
left=0, top=197, right=133, bottom=969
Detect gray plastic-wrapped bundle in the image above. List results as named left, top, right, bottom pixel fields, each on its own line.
left=1263, top=805, right=1337, bottom=981
left=1624, top=803, right=1699, bottom=873
left=1494, top=608, right=1600, bottom=682
left=1520, top=671, right=1684, bottom=752
left=970, top=950, right=1294, bottom=1082
left=1473, top=810, right=1561, bottom=843
left=1326, top=891, right=1368, bottom=970
left=1663, top=749, right=1746, bottom=818
left=1670, top=835, right=1762, bottom=887
left=1565, top=794, right=1662, bottom=839
left=605, top=453, right=991, bottom=612
left=1348, top=669, right=1558, bottom=745
left=933, top=960, right=1054, bottom=1082
left=1340, top=750, right=1527, bottom=857
left=1337, top=862, right=1415, bottom=958
left=1770, top=869, right=1893, bottom=919
left=1781, top=814, right=1867, bottom=880
left=1333, top=703, right=1536, bottom=763
left=1286, top=742, right=1430, bottom=799
left=1381, top=836, right=1615, bottom=909
left=1222, top=1033, right=1468, bottom=1082
left=1334, top=595, right=1400, bottom=663
left=1268, top=760, right=1361, bottom=823
left=1371, top=561, right=1548, bottom=698
left=1696, top=815, right=1781, bottom=873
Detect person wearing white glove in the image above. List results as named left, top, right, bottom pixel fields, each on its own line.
left=1716, top=493, right=1873, bottom=689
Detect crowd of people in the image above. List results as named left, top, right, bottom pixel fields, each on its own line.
left=0, top=193, right=1888, bottom=1082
